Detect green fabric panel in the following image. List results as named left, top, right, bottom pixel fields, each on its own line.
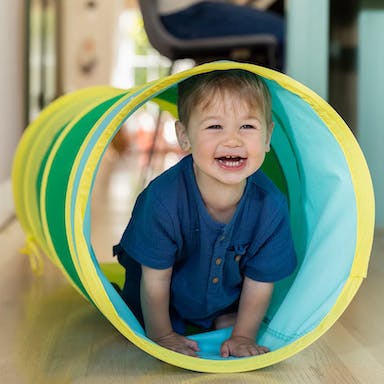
left=261, top=147, right=288, bottom=196
left=35, top=124, right=69, bottom=244
left=44, top=95, right=125, bottom=297
left=154, top=84, right=178, bottom=105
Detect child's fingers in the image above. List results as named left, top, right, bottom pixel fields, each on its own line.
left=220, top=338, right=270, bottom=357
left=186, top=338, right=200, bottom=352
left=220, top=341, right=230, bottom=358
left=179, top=346, right=199, bottom=357
left=257, top=345, right=270, bottom=354
left=166, top=342, right=199, bottom=357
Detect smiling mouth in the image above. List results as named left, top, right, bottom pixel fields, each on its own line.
left=216, top=155, right=246, bottom=168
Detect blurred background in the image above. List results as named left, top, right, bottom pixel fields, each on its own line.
left=0, top=0, right=383, bottom=235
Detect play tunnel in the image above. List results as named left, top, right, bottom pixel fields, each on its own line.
left=12, top=61, right=374, bottom=372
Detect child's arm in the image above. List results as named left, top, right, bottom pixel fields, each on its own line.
left=140, top=265, right=200, bottom=357
left=220, top=277, right=273, bottom=358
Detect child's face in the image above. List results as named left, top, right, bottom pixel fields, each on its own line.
left=176, top=90, right=273, bottom=188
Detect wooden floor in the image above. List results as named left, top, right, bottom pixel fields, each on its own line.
left=1, top=151, right=384, bottom=384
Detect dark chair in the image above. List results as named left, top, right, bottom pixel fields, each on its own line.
left=137, top=0, right=279, bottom=72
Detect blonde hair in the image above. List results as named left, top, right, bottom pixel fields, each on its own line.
left=177, top=69, right=273, bottom=130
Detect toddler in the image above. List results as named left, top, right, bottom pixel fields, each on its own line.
left=114, top=69, right=297, bottom=357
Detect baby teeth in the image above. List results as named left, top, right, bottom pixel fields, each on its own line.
left=218, top=158, right=244, bottom=167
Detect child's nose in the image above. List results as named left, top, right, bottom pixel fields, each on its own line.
left=223, top=130, right=242, bottom=147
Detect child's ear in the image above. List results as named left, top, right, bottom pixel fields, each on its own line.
left=265, top=122, right=274, bottom=153
left=175, top=121, right=191, bottom=152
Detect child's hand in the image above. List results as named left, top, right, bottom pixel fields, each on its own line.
left=153, top=331, right=200, bottom=357
left=220, top=336, right=269, bottom=358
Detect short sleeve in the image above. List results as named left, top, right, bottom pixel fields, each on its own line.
left=120, top=189, right=177, bottom=269
left=245, top=202, right=297, bottom=282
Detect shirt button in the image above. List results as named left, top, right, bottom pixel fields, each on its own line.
left=215, top=258, right=222, bottom=265
left=235, top=255, right=242, bottom=262
left=212, top=277, right=219, bottom=284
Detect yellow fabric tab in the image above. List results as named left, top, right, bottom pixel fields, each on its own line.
left=19, top=235, right=44, bottom=276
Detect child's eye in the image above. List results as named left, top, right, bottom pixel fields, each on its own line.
left=206, top=125, right=222, bottom=130
left=241, top=124, right=256, bottom=129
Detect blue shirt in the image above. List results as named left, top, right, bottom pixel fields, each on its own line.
left=117, top=155, right=297, bottom=329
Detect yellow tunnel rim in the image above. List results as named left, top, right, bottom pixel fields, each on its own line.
left=14, top=61, right=374, bottom=373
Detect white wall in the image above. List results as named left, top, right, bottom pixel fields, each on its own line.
left=59, top=0, right=121, bottom=93
left=0, top=0, right=25, bottom=227
left=286, top=0, right=329, bottom=99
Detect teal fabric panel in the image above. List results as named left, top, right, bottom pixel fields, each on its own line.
left=258, top=81, right=357, bottom=349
